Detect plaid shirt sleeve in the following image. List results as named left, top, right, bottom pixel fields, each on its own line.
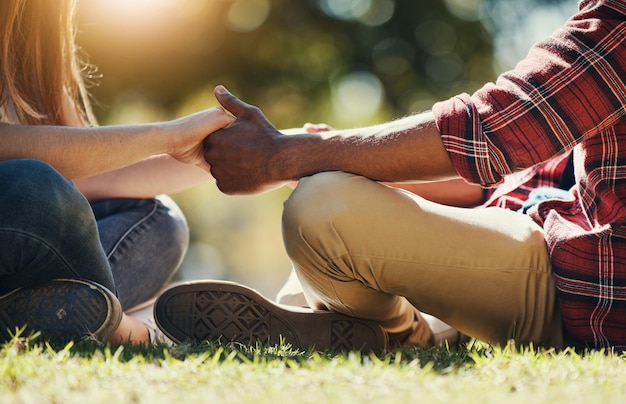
left=432, top=0, right=626, bottom=349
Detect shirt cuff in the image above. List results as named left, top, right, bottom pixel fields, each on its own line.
left=432, top=93, right=504, bottom=188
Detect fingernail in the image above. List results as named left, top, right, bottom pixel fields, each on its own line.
left=215, top=85, right=228, bottom=94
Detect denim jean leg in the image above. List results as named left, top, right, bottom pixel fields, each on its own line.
left=92, top=195, right=189, bottom=310
left=0, top=160, right=115, bottom=295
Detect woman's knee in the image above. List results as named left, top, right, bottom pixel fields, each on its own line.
left=102, top=195, right=189, bottom=309
left=0, top=159, right=93, bottom=231
left=154, top=195, right=190, bottom=259
left=0, top=160, right=112, bottom=291
left=94, top=195, right=189, bottom=260
left=141, top=195, right=190, bottom=264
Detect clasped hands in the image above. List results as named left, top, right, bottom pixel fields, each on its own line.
left=203, top=85, right=307, bottom=195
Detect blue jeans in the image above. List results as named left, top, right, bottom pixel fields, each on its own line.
left=0, top=159, right=189, bottom=310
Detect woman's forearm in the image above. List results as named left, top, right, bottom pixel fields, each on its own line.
left=0, top=122, right=168, bottom=179
left=74, top=155, right=212, bottom=202
left=0, top=106, right=233, bottom=180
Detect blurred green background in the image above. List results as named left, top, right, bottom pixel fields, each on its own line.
left=75, top=0, right=575, bottom=298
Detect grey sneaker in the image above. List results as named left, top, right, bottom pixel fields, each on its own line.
left=154, top=281, right=388, bottom=352
left=0, top=279, right=122, bottom=344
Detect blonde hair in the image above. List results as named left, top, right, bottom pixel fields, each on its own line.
left=0, top=0, right=96, bottom=126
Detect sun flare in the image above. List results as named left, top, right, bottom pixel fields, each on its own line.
left=97, top=0, right=177, bottom=15
left=80, top=0, right=182, bottom=29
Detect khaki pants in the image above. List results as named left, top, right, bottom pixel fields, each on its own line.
left=281, top=172, right=564, bottom=348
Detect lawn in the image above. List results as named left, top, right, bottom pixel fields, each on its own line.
left=1, top=336, right=626, bottom=404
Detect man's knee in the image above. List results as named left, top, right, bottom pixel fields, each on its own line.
left=284, top=172, right=350, bottom=241
left=283, top=171, right=370, bottom=270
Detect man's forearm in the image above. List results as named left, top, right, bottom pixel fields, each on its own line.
left=272, top=112, right=459, bottom=183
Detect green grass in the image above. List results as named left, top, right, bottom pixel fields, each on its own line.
left=2, top=337, right=626, bottom=403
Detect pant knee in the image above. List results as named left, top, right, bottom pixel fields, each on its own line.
left=100, top=195, right=189, bottom=309
left=283, top=171, right=371, bottom=281
left=0, top=160, right=112, bottom=292
left=150, top=195, right=190, bottom=272
left=284, top=172, right=347, bottom=253
left=0, top=159, right=93, bottom=232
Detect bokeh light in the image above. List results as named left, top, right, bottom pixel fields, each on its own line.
left=317, top=0, right=394, bottom=26
left=488, top=1, right=577, bottom=69
left=226, top=0, right=271, bottom=32
left=332, top=71, right=384, bottom=124
left=317, top=0, right=371, bottom=20
left=358, top=0, right=395, bottom=27
left=443, top=0, right=482, bottom=21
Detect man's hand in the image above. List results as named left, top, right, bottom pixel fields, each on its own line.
left=205, top=86, right=291, bottom=194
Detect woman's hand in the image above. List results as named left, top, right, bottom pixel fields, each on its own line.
left=303, top=122, right=334, bottom=133
left=165, top=106, right=235, bottom=171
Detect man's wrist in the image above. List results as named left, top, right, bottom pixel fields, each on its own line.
left=270, top=132, right=324, bottom=182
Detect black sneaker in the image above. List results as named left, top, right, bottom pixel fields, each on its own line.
left=154, top=281, right=388, bottom=352
left=0, top=279, right=122, bottom=344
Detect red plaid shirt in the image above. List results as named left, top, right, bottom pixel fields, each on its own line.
left=433, top=0, right=626, bottom=349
